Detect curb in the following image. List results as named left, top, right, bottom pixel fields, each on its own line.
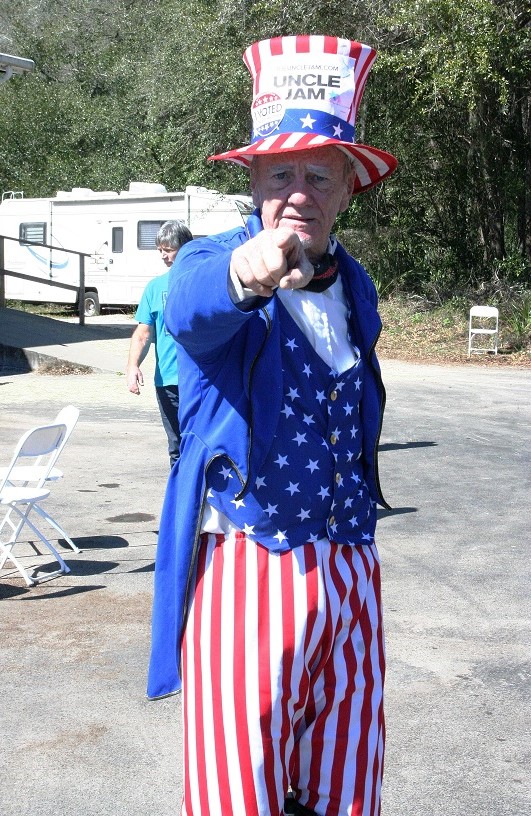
left=0, top=342, right=94, bottom=375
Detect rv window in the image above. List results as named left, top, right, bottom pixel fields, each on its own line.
left=19, top=222, right=46, bottom=244
left=112, top=227, right=124, bottom=253
left=138, top=221, right=164, bottom=250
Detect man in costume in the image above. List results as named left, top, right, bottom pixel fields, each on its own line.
left=148, top=34, right=398, bottom=816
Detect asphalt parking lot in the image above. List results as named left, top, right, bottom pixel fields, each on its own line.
left=0, top=312, right=530, bottom=816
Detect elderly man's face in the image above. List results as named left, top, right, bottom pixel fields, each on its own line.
left=250, top=147, right=355, bottom=261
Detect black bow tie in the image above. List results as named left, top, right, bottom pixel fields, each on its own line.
left=302, top=254, right=339, bottom=293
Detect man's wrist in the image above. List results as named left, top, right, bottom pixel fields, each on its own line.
left=228, top=265, right=267, bottom=311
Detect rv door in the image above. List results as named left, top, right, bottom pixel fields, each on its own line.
left=85, top=219, right=164, bottom=311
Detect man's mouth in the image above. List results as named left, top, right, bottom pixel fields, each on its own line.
left=281, top=215, right=315, bottom=229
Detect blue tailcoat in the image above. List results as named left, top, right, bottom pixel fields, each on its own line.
left=147, top=222, right=387, bottom=699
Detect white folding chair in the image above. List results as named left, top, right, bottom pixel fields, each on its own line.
left=0, top=422, right=72, bottom=586
left=468, top=306, right=499, bottom=356
left=0, top=405, right=81, bottom=554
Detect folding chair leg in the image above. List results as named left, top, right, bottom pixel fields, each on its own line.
left=0, top=503, right=71, bottom=581
left=21, top=512, right=71, bottom=573
left=0, top=542, right=37, bottom=586
left=32, top=505, right=81, bottom=553
left=0, top=507, right=26, bottom=570
left=0, top=506, right=19, bottom=548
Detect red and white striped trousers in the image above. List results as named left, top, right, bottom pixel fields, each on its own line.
left=181, top=531, right=385, bottom=816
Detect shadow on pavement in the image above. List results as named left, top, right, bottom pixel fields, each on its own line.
left=21, top=584, right=107, bottom=600
left=379, top=440, right=437, bottom=451
left=378, top=506, right=418, bottom=519
left=0, top=583, right=107, bottom=600
left=66, top=535, right=131, bottom=549
left=0, top=308, right=134, bottom=348
left=128, top=562, right=155, bottom=574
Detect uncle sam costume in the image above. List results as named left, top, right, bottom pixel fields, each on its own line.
left=148, top=35, right=397, bottom=816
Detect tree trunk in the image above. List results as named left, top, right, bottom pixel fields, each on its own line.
left=470, top=99, right=506, bottom=265
left=516, top=92, right=531, bottom=264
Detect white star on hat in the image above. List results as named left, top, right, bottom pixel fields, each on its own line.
left=333, top=124, right=343, bottom=138
left=300, top=113, right=316, bottom=129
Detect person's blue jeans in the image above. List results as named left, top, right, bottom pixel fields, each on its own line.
left=155, top=385, right=180, bottom=468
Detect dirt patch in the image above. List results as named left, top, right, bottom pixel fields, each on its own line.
left=36, top=360, right=94, bottom=375
left=378, top=299, right=531, bottom=368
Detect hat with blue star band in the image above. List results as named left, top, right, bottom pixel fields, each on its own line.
left=209, top=35, right=398, bottom=194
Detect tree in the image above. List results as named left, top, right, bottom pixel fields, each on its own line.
left=368, top=0, right=531, bottom=293
left=1, top=0, right=528, bottom=296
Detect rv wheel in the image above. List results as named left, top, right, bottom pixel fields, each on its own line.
left=84, top=291, right=100, bottom=317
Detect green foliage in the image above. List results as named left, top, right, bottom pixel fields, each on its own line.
left=0, top=0, right=529, bottom=302
left=505, top=294, right=531, bottom=350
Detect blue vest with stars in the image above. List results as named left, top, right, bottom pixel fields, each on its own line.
left=207, top=300, right=376, bottom=552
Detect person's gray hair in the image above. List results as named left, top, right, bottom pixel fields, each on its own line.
left=156, top=220, right=193, bottom=249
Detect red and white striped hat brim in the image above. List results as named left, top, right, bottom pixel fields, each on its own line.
left=209, top=138, right=397, bottom=194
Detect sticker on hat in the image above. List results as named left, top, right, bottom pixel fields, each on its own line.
left=252, top=93, right=285, bottom=138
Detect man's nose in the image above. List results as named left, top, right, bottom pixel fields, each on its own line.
left=287, top=179, right=314, bottom=205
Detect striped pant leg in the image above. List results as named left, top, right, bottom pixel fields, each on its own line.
left=181, top=531, right=289, bottom=816
left=292, top=542, right=385, bottom=816
left=180, top=533, right=385, bottom=816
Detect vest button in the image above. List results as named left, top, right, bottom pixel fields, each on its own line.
left=330, top=433, right=337, bottom=445
left=329, top=515, right=335, bottom=526
left=335, top=472, right=341, bottom=484
left=330, top=390, right=338, bottom=401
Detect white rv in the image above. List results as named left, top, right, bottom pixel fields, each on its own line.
left=0, top=182, right=253, bottom=315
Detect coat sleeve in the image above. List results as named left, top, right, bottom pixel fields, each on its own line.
left=165, top=232, right=271, bottom=360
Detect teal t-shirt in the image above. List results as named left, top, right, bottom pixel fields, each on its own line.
left=134, top=272, right=178, bottom=387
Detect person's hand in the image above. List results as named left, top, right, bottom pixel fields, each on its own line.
left=230, top=228, right=314, bottom=297
left=126, top=366, right=144, bottom=395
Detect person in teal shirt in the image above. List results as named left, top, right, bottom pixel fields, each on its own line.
left=126, top=220, right=193, bottom=467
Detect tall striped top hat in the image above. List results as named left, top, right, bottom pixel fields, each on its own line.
left=209, top=35, right=398, bottom=194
